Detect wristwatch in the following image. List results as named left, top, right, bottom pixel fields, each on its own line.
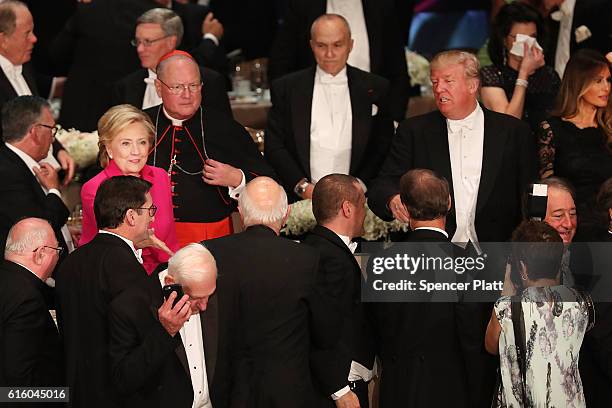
left=294, top=178, right=310, bottom=197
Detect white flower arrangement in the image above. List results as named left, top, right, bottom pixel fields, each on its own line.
left=55, top=128, right=100, bottom=169
left=282, top=199, right=409, bottom=241
left=406, top=49, right=431, bottom=88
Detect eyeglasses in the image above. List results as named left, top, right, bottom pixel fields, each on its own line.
left=130, top=36, right=168, bottom=48
left=34, top=123, right=59, bottom=137
left=157, top=78, right=203, bottom=95
left=135, top=204, right=158, bottom=217
left=33, top=245, right=65, bottom=256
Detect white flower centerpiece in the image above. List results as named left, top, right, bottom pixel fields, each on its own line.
left=282, top=199, right=409, bottom=241
left=405, top=49, right=432, bottom=95
left=55, top=128, right=100, bottom=169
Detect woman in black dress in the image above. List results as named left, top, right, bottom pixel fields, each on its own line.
left=538, top=49, right=612, bottom=237
left=480, top=2, right=560, bottom=132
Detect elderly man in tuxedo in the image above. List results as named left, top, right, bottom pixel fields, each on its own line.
left=0, top=96, right=73, bottom=258
left=302, top=174, right=375, bottom=408
left=203, top=177, right=334, bottom=407
left=269, top=0, right=409, bottom=122
left=368, top=50, right=536, bottom=406
left=265, top=14, right=393, bottom=202
left=56, top=176, right=152, bottom=408
left=0, top=0, right=75, bottom=182
left=109, top=243, right=241, bottom=408
left=113, top=8, right=230, bottom=114
left=145, top=51, right=275, bottom=246
left=0, top=218, right=63, bottom=387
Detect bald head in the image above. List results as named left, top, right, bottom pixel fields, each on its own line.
left=238, top=177, right=288, bottom=230
left=5, top=218, right=59, bottom=280
left=309, top=14, right=353, bottom=76
left=310, top=14, right=351, bottom=39
left=156, top=54, right=199, bottom=81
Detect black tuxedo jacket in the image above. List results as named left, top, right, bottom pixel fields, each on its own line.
left=109, top=270, right=242, bottom=408
left=268, top=0, right=409, bottom=121
left=368, top=107, right=537, bottom=242
left=0, top=144, right=69, bottom=256
left=545, top=0, right=612, bottom=65
left=0, top=260, right=63, bottom=387
left=55, top=233, right=148, bottom=408
left=203, top=225, right=336, bottom=407
left=369, top=228, right=475, bottom=407
left=0, top=63, right=51, bottom=109
left=265, top=65, right=393, bottom=201
left=113, top=66, right=231, bottom=116
left=302, top=225, right=375, bottom=402
left=172, top=1, right=228, bottom=75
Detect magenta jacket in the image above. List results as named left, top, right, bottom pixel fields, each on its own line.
left=79, top=160, right=179, bottom=273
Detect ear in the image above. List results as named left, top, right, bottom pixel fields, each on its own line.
left=154, top=79, right=163, bottom=98
left=164, top=274, right=175, bottom=286
left=519, top=260, right=528, bottom=281
left=281, top=205, right=291, bottom=227
left=341, top=200, right=352, bottom=218
left=168, top=35, right=178, bottom=50
left=348, top=38, right=354, bottom=53
left=468, top=77, right=480, bottom=95
left=447, top=194, right=452, bottom=211
left=32, top=247, right=44, bottom=266
left=125, top=208, right=137, bottom=227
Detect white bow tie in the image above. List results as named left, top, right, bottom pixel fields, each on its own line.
left=447, top=118, right=474, bottom=133
left=320, top=73, right=348, bottom=85
left=144, top=77, right=155, bottom=85
left=135, top=248, right=143, bottom=264
left=144, top=70, right=157, bottom=85
left=550, top=1, right=572, bottom=21
left=348, top=241, right=358, bottom=254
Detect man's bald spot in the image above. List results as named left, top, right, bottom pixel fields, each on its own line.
left=245, top=177, right=283, bottom=212
left=10, top=218, right=51, bottom=242
left=310, top=13, right=351, bottom=40
left=156, top=54, right=200, bottom=80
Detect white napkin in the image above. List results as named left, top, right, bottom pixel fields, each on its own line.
left=509, top=34, right=543, bottom=58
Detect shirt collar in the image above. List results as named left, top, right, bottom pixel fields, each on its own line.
left=414, top=226, right=449, bottom=238
left=333, top=231, right=357, bottom=254
left=98, top=230, right=143, bottom=263
left=144, top=69, right=157, bottom=85
left=446, top=103, right=481, bottom=133
left=316, top=65, right=348, bottom=85
left=162, top=106, right=191, bottom=127
left=0, top=53, right=21, bottom=76
left=5, top=142, right=39, bottom=176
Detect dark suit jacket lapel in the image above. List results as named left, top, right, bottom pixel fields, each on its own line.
left=201, top=291, right=218, bottom=384
left=0, top=68, right=17, bottom=102
left=313, top=225, right=360, bottom=270
left=426, top=113, right=454, bottom=199
left=347, top=66, right=371, bottom=175
left=361, top=0, right=381, bottom=73
left=291, top=67, right=315, bottom=179
left=476, top=109, right=505, bottom=215
left=132, top=69, right=147, bottom=106
left=1, top=145, right=47, bottom=203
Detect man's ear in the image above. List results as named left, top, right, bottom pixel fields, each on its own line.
left=125, top=209, right=137, bottom=227
left=154, top=79, right=163, bottom=98
left=468, top=78, right=480, bottom=95
left=32, top=247, right=44, bottom=266
left=164, top=274, right=175, bottom=286
left=519, top=260, right=528, bottom=281
left=447, top=194, right=452, bottom=211
left=341, top=200, right=352, bottom=218
left=281, top=205, right=291, bottom=227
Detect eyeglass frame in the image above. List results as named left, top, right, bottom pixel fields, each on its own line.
left=130, top=35, right=169, bottom=48
left=156, top=78, right=203, bottom=95
left=134, top=204, right=158, bottom=217
left=32, top=245, right=65, bottom=257
left=34, top=123, right=59, bottom=137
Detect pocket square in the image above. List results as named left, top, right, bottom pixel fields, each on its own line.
left=371, top=104, right=378, bottom=116
left=575, top=25, right=592, bottom=43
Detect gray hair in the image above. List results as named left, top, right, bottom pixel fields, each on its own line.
left=0, top=1, right=26, bottom=36
left=538, top=177, right=576, bottom=201
left=238, top=178, right=288, bottom=228
left=5, top=218, right=51, bottom=256
left=168, top=243, right=217, bottom=285
left=430, top=50, right=480, bottom=81
left=310, top=13, right=352, bottom=40
left=1, top=95, right=49, bottom=143
left=137, top=8, right=183, bottom=45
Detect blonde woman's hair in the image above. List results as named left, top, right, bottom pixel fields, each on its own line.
left=554, top=49, right=612, bottom=150
left=97, top=104, right=155, bottom=168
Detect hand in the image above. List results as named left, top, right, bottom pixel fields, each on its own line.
left=606, top=52, right=612, bottom=64
left=56, top=149, right=75, bottom=186
left=335, top=391, right=360, bottom=408
left=388, top=194, right=410, bottom=223
left=301, top=183, right=315, bottom=200
left=134, top=229, right=174, bottom=256
left=33, top=162, right=60, bottom=191
left=158, top=292, right=191, bottom=337
left=202, top=159, right=242, bottom=187
left=202, top=12, right=224, bottom=39
left=518, top=42, right=545, bottom=78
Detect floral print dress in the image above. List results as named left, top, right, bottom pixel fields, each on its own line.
left=493, top=286, right=592, bottom=408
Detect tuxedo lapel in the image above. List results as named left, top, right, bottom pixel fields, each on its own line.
left=476, top=110, right=506, bottom=215
left=291, top=67, right=315, bottom=178
left=131, top=69, right=147, bottom=106
left=425, top=113, right=454, bottom=199
left=201, top=292, right=218, bottom=383
left=361, top=0, right=381, bottom=73
left=347, top=66, right=371, bottom=175
left=0, top=68, right=17, bottom=102
left=1, top=145, right=47, bottom=203
left=313, top=225, right=360, bottom=270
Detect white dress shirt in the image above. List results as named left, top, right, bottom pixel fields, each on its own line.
left=554, top=0, right=576, bottom=77
left=143, top=69, right=162, bottom=110
left=0, top=53, right=32, bottom=96
left=446, top=103, right=484, bottom=250
left=330, top=230, right=372, bottom=400
left=310, top=66, right=353, bottom=184
left=326, top=0, right=370, bottom=72
left=5, top=143, right=74, bottom=253
left=158, top=270, right=212, bottom=408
